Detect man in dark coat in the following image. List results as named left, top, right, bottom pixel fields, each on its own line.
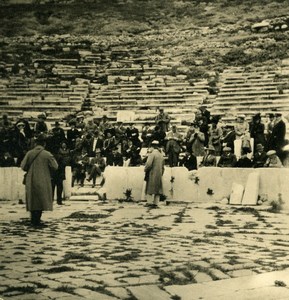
left=20, top=134, right=58, bottom=227
left=50, top=121, right=66, bottom=154
left=267, top=113, right=286, bottom=156
left=253, top=144, right=267, bottom=168
left=220, top=125, right=236, bottom=153
left=200, top=145, right=217, bottom=167
left=179, top=150, right=198, bottom=171
left=0, top=151, right=15, bottom=167
left=235, top=149, right=253, bottom=168
left=13, top=121, right=30, bottom=166
left=106, top=147, right=124, bottom=166
left=67, top=121, right=81, bottom=150
left=155, top=108, right=171, bottom=132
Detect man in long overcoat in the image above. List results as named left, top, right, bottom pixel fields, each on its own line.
left=267, top=113, right=286, bottom=156
left=144, top=140, right=165, bottom=208
left=21, top=134, right=58, bottom=227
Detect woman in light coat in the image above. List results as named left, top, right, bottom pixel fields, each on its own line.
left=21, top=134, right=58, bottom=226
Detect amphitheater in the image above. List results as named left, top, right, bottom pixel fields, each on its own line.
left=2, top=1, right=289, bottom=300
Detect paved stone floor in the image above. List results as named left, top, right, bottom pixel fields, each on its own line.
left=1, top=198, right=289, bottom=299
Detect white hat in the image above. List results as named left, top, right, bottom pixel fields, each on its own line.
left=16, top=122, right=25, bottom=127
left=267, top=150, right=276, bottom=156
left=151, top=140, right=159, bottom=145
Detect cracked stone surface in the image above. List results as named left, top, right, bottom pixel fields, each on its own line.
left=1, top=200, right=289, bottom=299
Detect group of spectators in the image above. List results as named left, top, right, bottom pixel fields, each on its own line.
left=0, top=106, right=288, bottom=195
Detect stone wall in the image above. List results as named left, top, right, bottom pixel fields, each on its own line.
left=103, top=166, right=289, bottom=207
left=0, top=167, right=72, bottom=201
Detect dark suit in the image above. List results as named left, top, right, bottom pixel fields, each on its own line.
left=267, top=119, right=286, bottom=153
left=106, top=152, right=124, bottom=166
left=253, top=151, right=267, bottom=168
left=221, top=130, right=236, bottom=152
left=67, top=128, right=81, bottom=150
left=0, top=155, right=15, bottom=167
left=83, top=137, right=104, bottom=157
left=179, top=154, right=198, bottom=171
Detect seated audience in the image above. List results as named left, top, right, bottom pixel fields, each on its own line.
left=264, top=150, right=283, bottom=168
left=235, top=149, right=253, bottom=168
left=252, top=144, right=267, bottom=168
left=87, top=148, right=106, bottom=187
left=106, top=147, right=124, bottom=166
left=179, top=150, right=197, bottom=171
left=0, top=151, right=15, bottom=167
left=200, top=145, right=217, bottom=167
left=217, top=147, right=237, bottom=167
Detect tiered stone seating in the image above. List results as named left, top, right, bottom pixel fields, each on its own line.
left=0, top=77, right=89, bottom=125
left=90, top=62, right=209, bottom=126
left=211, top=66, right=289, bottom=123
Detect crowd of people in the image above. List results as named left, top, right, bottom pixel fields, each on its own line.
left=0, top=107, right=289, bottom=195
left=1, top=106, right=288, bottom=225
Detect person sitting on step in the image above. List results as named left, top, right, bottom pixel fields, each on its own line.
left=86, top=148, right=106, bottom=188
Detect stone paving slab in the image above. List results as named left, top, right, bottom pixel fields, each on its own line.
left=127, top=284, right=171, bottom=300
left=165, top=269, right=289, bottom=300
left=1, top=200, right=289, bottom=299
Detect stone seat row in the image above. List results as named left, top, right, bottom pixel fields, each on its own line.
left=0, top=104, right=77, bottom=111
left=219, top=85, right=282, bottom=92
left=221, top=80, right=282, bottom=87
left=214, top=96, right=289, bottom=106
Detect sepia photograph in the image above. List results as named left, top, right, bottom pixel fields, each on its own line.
left=1, top=0, right=289, bottom=299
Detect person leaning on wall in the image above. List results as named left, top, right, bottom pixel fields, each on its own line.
left=20, top=134, right=58, bottom=227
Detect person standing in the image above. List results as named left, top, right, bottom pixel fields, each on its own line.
left=144, top=140, right=165, bottom=208
left=267, top=113, right=286, bottom=156
left=155, top=108, right=171, bottom=133
left=20, top=134, right=58, bottom=227
left=165, top=125, right=183, bottom=167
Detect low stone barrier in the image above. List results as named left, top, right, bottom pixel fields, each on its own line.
left=0, top=167, right=72, bottom=201
left=103, top=166, right=289, bottom=207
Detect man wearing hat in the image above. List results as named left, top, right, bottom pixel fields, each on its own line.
left=20, top=134, right=58, bottom=227
left=253, top=144, right=267, bottom=168
left=266, top=113, right=286, bottom=155
left=200, top=145, right=217, bottom=167
left=235, top=114, right=249, bottom=140
left=249, top=113, right=266, bottom=150
left=198, top=105, right=211, bottom=125
left=50, top=121, right=66, bottom=154
left=106, top=146, right=124, bottom=166
left=235, top=148, right=253, bottom=168
left=144, top=140, right=165, bottom=208
left=179, top=149, right=198, bottom=171
left=67, top=120, right=81, bottom=150
left=76, top=113, right=86, bottom=132
left=264, top=150, right=283, bottom=168
left=87, top=149, right=106, bottom=188
left=217, top=146, right=237, bottom=167
left=155, top=108, right=171, bottom=133
left=34, top=113, right=48, bottom=135
left=220, top=125, right=236, bottom=153
left=14, top=121, right=30, bottom=166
